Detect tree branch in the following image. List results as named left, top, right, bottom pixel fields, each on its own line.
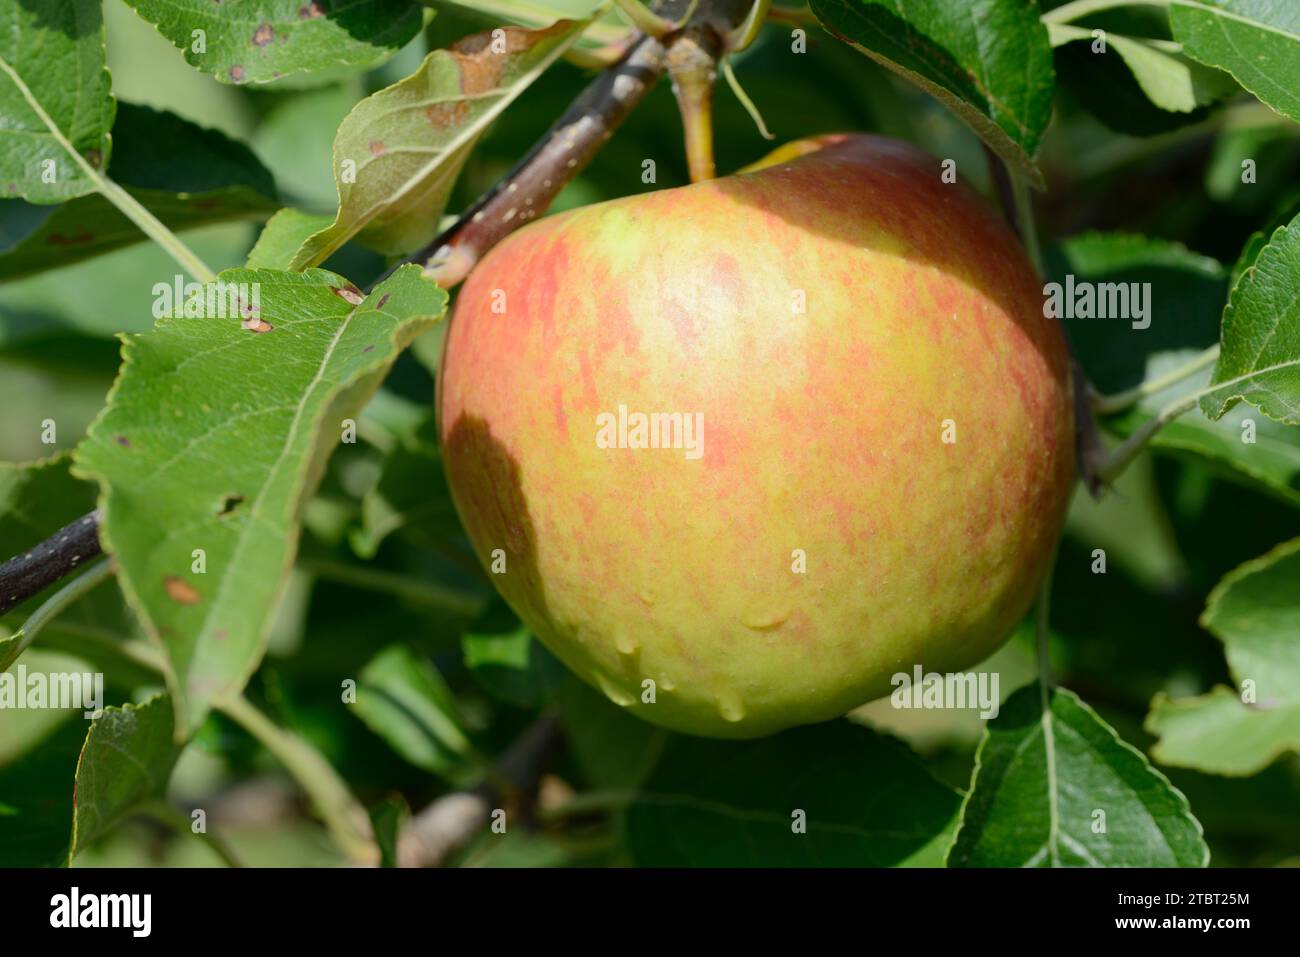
left=0, top=510, right=101, bottom=616
left=396, top=714, right=564, bottom=867
left=418, top=33, right=670, bottom=287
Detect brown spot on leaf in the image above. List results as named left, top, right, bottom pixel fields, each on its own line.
left=115, top=435, right=131, bottom=447
left=368, top=140, right=386, bottom=156
left=164, top=576, right=201, bottom=605
left=363, top=344, right=375, bottom=353
left=213, top=628, right=228, bottom=642
left=84, top=148, right=103, bottom=168
left=229, top=65, right=247, bottom=83
left=376, top=294, right=390, bottom=309
left=242, top=317, right=273, bottom=333
left=426, top=101, right=471, bottom=130
left=332, top=285, right=365, bottom=306
left=252, top=23, right=275, bottom=46
left=298, top=2, right=324, bottom=18
left=217, top=493, right=244, bottom=516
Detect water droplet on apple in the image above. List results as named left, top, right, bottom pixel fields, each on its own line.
left=614, top=630, right=639, bottom=655
left=595, top=673, right=634, bottom=707
left=716, top=694, right=746, bottom=722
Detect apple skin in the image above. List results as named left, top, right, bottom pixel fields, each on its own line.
left=438, top=133, right=1074, bottom=738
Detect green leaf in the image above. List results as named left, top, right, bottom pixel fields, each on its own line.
left=350, top=643, right=476, bottom=776
left=247, top=209, right=335, bottom=270
left=0, top=104, right=278, bottom=280
left=558, top=675, right=666, bottom=790
left=368, top=794, right=410, bottom=867
left=1202, top=536, right=1300, bottom=702
left=287, top=18, right=589, bottom=268
left=626, top=721, right=961, bottom=866
left=117, top=0, right=425, bottom=86
left=808, top=0, right=1053, bottom=187
left=1201, top=212, right=1300, bottom=423
left=1048, top=24, right=1234, bottom=113
left=461, top=615, right=565, bottom=709
left=73, top=265, right=447, bottom=738
left=1147, top=687, right=1300, bottom=776
left=0, top=709, right=86, bottom=866
left=0, top=0, right=114, bottom=202
left=1171, top=0, right=1300, bottom=124
left=69, top=694, right=182, bottom=861
left=351, top=412, right=464, bottom=558
left=949, top=684, right=1208, bottom=866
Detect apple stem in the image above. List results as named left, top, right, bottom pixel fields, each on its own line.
left=666, top=29, right=722, bottom=181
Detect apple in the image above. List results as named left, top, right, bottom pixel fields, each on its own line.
left=438, top=133, right=1074, bottom=738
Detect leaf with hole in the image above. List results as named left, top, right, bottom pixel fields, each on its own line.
left=73, top=265, right=447, bottom=738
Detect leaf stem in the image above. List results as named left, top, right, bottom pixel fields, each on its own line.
left=0, top=56, right=215, bottom=284
left=140, top=799, right=243, bottom=868
left=215, top=694, right=378, bottom=866
left=1042, top=0, right=1171, bottom=24
left=1, top=559, right=115, bottom=670
left=1091, top=344, right=1220, bottom=414
left=1096, top=358, right=1299, bottom=483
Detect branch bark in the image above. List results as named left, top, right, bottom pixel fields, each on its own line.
left=418, top=33, right=669, bottom=287
left=396, top=715, right=564, bottom=867
left=0, top=510, right=101, bottom=616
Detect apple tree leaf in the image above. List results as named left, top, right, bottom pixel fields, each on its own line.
left=461, top=615, right=566, bottom=709
left=1147, top=536, right=1300, bottom=776
left=285, top=18, right=588, bottom=269
left=0, top=704, right=87, bottom=866
left=0, top=104, right=279, bottom=280
left=247, top=209, right=335, bottom=270
left=1048, top=23, right=1235, bottom=114
left=116, top=0, right=425, bottom=87
left=948, top=684, right=1208, bottom=866
left=0, top=0, right=114, bottom=202
left=1147, top=688, right=1300, bottom=777
left=1201, top=212, right=1300, bottom=424
left=349, top=642, right=477, bottom=778
left=626, top=721, right=961, bottom=866
left=351, top=412, right=463, bottom=558
left=69, top=693, right=182, bottom=861
left=1202, top=536, right=1300, bottom=702
left=73, top=265, right=447, bottom=738
left=1170, top=0, right=1300, bottom=124
left=808, top=0, right=1053, bottom=187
